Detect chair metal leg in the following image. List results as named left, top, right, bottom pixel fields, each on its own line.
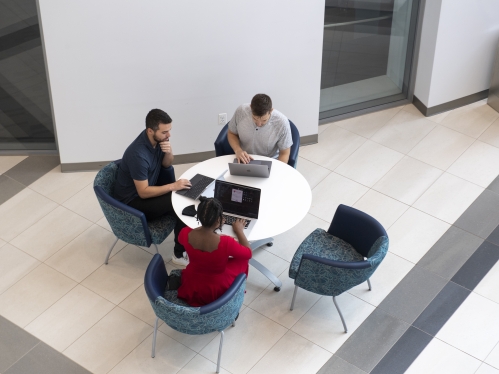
left=104, top=237, right=119, bottom=265
left=333, top=296, right=348, bottom=333
left=151, top=317, right=159, bottom=358
left=367, top=278, right=372, bottom=291
left=232, top=320, right=236, bottom=327
left=153, top=243, right=159, bottom=254
left=290, top=285, right=298, bottom=311
left=216, top=330, right=224, bottom=373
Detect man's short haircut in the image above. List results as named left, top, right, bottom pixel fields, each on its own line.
left=250, top=94, right=272, bottom=117
left=145, top=109, right=172, bottom=131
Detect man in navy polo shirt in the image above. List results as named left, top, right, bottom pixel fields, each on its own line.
left=114, top=109, right=191, bottom=266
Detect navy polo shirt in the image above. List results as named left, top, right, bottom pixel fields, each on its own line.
left=113, top=130, right=164, bottom=204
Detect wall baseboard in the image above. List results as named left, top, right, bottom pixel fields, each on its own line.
left=413, top=90, right=489, bottom=117
left=60, top=134, right=319, bottom=172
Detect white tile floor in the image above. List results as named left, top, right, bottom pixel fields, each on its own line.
left=1, top=100, right=499, bottom=373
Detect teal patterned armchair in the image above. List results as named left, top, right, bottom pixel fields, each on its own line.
left=93, top=161, right=176, bottom=264
left=289, top=204, right=388, bottom=332
left=145, top=254, right=245, bottom=373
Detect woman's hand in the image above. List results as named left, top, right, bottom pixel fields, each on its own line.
left=232, top=218, right=247, bottom=233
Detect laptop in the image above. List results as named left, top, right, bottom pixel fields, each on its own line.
left=228, top=159, right=272, bottom=178
left=176, top=170, right=227, bottom=200
left=214, top=180, right=261, bottom=233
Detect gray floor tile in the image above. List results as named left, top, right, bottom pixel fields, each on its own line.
left=454, top=190, right=499, bottom=239
left=488, top=175, right=499, bottom=195
left=4, top=342, right=91, bottom=374
left=3, top=156, right=60, bottom=186
left=418, top=226, right=483, bottom=280
left=487, top=224, right=499, bottom=247
left=370, top=327, right=433, bottom=374
left=0, top=316, right=39, bottom=373
left=377, top=266, right=447, bottom=324
left=317, top=355, right=367, bottom=374
left=412, top=281, right=470, bottom=336
left=0, top=175, right=25, bottom=205
left=335, top=309, right=409, bottom=373
left=451, top=241, right=499, bottom=290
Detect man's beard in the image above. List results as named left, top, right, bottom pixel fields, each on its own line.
left=153, top=134, right=168, bottom=143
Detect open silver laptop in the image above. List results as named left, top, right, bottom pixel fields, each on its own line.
left=228, top=159, right=272, bottom=178
left=214, top=180, right=260, bottom=235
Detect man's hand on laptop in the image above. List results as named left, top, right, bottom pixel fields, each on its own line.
left=235, top=149, right=254, bottom=164
left=171, top=179, right=191, bottom=191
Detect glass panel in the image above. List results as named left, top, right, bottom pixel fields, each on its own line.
left=320, top=0, right=418, bottom=119
left=0, top=0, right=56, bottom=150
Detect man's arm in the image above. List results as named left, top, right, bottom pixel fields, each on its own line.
left=228, top=130, right=253, bottom=164
left=159, top=141, right=173, bottom=168
left=277, top=147, right=290, bottom=164
left=133, top=178, right=191, bottom=199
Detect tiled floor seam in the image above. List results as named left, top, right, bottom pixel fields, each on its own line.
left=318, top=175, right=499, bottom=373
left=2, top=341, right=41, bottom=373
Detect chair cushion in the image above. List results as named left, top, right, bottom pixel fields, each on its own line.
left=148, top=214, right=177, bottom=244
left=289, top=228, right=364, bottom=279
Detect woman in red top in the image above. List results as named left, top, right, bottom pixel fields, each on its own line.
left=177, top=197, right=252, bottom=307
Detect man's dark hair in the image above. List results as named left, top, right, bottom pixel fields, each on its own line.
left=145, top=109, right=172, bottom=131
left=197, top=197, right=224, bottom=231
left=250, top=94, right=272, bottom=117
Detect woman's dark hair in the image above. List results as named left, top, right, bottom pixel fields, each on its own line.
left=197, top=197, right=224, bottom=231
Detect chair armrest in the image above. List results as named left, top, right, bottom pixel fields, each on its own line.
left=94, top=185, right=152, bottom=246
left=199, top=273, right=246, bottom=315
left=301, top=253, right=372, bottom=269
left=94, top=186, right=145, bottom=219
left=156, top=166, right=176, bottom=186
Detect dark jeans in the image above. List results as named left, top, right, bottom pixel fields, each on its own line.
left=128, top=170, right=186, bottom=258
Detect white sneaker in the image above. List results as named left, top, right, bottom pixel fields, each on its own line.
left=171, top=253, right=189, bottom=267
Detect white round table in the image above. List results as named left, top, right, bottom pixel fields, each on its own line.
left=172, top=154, right=312, bottom=290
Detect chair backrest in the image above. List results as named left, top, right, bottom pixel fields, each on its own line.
left=145, top=254, right=246, bottom=335
left=327, top=204, right=387, bottom=258
left=144, top=253, right=169, bottom=302
left=288, top=120, right=300, bottom=168
left=214, top=124, right=234, bottom=158
left=214, top=120, right=300, bottom=168
left=94, top=160, right=120, bottom=195
left=94, top=161, right=152, bottom=247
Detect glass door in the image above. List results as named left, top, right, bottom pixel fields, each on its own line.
left=320, top=0, right=420, bottom=119
left=0, top=0, right=56, bottom=150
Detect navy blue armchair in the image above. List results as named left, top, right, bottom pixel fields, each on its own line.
left=93, top=160, right=176, bottom=264
left=214, top=120, right=300, bottom=168
left=145, top=254, right=245, bottom=373
left=289, top=204, right=389, bottom=332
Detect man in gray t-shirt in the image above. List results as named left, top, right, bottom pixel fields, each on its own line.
left=228, top=94, right=293, bottom=164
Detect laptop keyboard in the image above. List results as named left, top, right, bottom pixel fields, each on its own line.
left=223, top=214, right=251, bottom=228
left=176, top=174, right=214, bottom=199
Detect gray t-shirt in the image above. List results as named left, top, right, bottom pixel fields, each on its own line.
left=228, top=104, right=293, bottom=158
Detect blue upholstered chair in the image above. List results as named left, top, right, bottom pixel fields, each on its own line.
left=93, top=160, right=176, bottom=264
left=214, top=120, right=300, bottom=168
left=289, top=204, right=389, bottom=333
left=145, top=254, right=245, bottom=373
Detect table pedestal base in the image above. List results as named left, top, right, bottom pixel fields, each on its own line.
left=249, top=237, right=282, bottom=291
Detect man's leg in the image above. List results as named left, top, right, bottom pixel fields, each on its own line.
left=128, top=193, right=187, bottom=264
left=154, top=166, right=187, bottom=260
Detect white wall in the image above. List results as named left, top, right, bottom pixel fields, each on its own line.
left=38, top=0, right=324, bottom=164
left=414, top=0, right=499, bottom=108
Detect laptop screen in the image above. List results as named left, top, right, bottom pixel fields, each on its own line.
left=214, top=180, right=261, bottom=219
